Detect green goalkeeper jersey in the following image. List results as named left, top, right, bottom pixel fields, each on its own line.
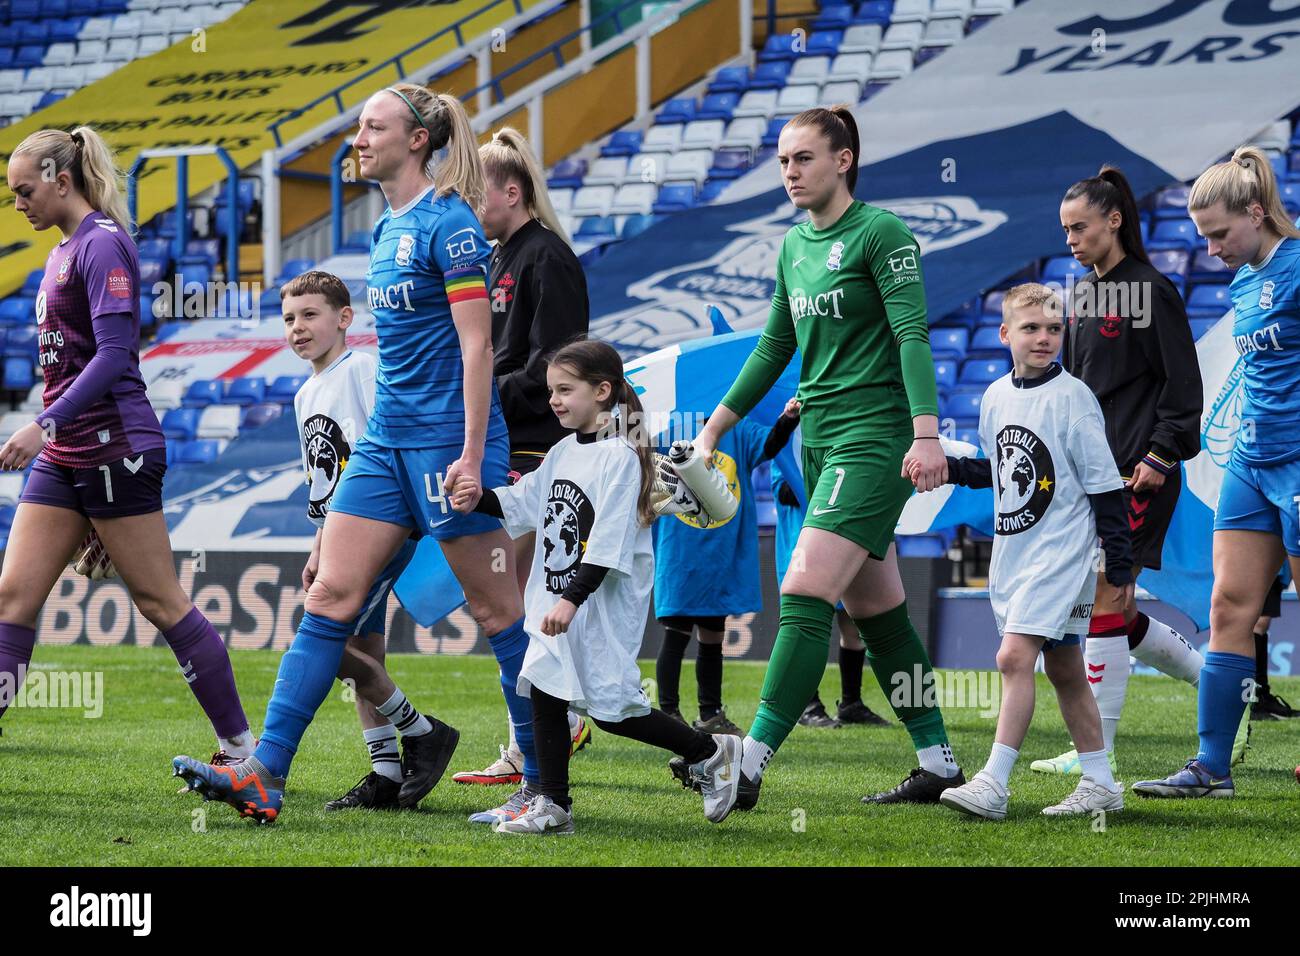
left=720, top=200, right=938, bottom=446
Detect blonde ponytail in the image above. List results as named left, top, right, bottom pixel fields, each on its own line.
left=383, top=84, right=486, bottom=216
left=480, top=126, right=570, bottom=245
left=1189, top=144, right=1300, bottom=239
left=12, top=125, right=132, bottom=231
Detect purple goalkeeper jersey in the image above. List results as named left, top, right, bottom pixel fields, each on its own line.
left=36, top=213, right=164, bottom=467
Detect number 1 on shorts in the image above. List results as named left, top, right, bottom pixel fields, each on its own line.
left=99, top=464, right=114, bottom=504
left=827, top=466, right=846, bottom=508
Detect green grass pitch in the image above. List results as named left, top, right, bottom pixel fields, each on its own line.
left=2, top=646, right=1298, bottom=866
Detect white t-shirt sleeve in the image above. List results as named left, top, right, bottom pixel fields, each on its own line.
left=1067, top=393, right=1124, bottom=495
left=495, top=466, right=543, bottom=539
left=355, top=352, right=377, bottom=421
left=581, top=444, right=644, bottom=577
left=292, top=388, right=309, bottom=480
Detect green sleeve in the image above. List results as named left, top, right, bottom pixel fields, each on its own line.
left=865, top=212, right=939, bottom=418
left=719, top=253, right=796, bottom=419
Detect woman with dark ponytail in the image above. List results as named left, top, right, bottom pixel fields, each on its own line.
left=1031, top=165, right=1205, bottom=778
left=692, top=104, right=966, bottom=810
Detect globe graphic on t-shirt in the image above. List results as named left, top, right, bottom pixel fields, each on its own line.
left=997, top=446, right=1036, bottom=514
left=542, top=501, right=582, bottom=572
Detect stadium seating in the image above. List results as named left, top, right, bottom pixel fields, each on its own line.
left=267, top=375, right=307, bottom=404
left=182, top=379, right=223, bottom=408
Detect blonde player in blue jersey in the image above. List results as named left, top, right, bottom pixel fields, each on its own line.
left=173, top=86, right=527, bottom=824
left=1134, top=146, right=1300, bottom=799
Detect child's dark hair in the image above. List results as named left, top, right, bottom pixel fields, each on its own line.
left=548, top=337, right=656, bottom=527
left=280, top=270, right=352, bottom=311
left=1062, top=165, right=1150, bottom=265
left=788, top=104, right=861, bottom=194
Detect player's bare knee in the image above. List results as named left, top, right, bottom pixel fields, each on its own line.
left=0, top=586, right=39, bottom=629
left=306, top=577, right=363, bottom=622
left=466, top=596, right=518, bottom=637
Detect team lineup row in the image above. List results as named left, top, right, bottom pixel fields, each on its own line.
left=1, top=84, right=1297, bottom=836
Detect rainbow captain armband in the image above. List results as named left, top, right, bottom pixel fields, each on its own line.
left=445, top=266, right=488, bottom=305
left=1141, top=449, right=1177, bottom=476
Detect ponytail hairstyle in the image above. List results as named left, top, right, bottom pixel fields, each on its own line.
left=384, top=84, right=486, bottom=216
left=548, top=338, right=657, bottom=527
left=12, top=125, right=132, bottom=231
left=480, top=126, right=570, bottom=245
left=1188, top=144, right=1300, bottom=240
left=1062, top=164, right=1149, bottom=265
left=788, top=104, right=861, bottom=195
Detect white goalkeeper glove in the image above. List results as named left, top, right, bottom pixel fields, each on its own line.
left=71, top=528, right=118, bottom=580
left=650, top=453, right=712, bottom=524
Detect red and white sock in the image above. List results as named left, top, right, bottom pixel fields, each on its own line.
left=1086, top=614, right=1131, bottom=753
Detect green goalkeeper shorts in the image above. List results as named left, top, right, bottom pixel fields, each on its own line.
left=801, top=432, right=913, bottom=559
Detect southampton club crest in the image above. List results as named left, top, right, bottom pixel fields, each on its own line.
left=302, top=413, right=352, bottom=521
left=994, top=425, right=1055, bottom=535
left=542, top=479, right=596, bottom=594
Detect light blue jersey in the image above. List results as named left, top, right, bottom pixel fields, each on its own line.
left=652, top=419, right=769, bottom=618
left=1228, top=236, right=1300, bottom=466
left=364, top=185, right=507, bottom=448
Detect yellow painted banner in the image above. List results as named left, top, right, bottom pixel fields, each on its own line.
left=0, top=0, right=549, bottom=296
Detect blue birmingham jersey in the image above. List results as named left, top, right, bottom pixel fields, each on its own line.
left=1229, top=237, right=1300, bottom=466
left=364, top=186, right=507, bottom=448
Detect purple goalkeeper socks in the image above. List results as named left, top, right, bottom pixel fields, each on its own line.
left=162, top=606, right=249, bottom=739
left=0, top=622, right=36, bottom=720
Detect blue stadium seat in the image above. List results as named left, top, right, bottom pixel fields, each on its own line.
left=0, top=49, right=13, bottom=69
left=709, top=149, right=751, bottom=180
left=807, top=30, right=844, bottom=58
left=954, top=427, right=981, bottom=448
left=0, top=298, right=31, bottom=325
left=1186, top=282, right=1231, bottom=317
left=655, top=98, right=697, bottom=125
left=697, top=92, right=739, bottom=122
left=185, top=238, right=221, bottom=264
left=601, top=130, right=643, bottom=157
left=812, top=4, right=854, bottom=31
left=930, top=326, right=969, bottom=358
left=960, top=356, right=1011, bottom=384
left=20, top=269, right=42, bottom=296
left=933, top=359, right=957, bottom=389
left=259, top=287, right=283, bottom=316
left=182, top=379, right=223, bottom=408
left=938, top=297, right=980, bottom=329
left=138, top=238, right=170, bottom=263
left=855, top=1, right=895, bottom=25
left=139, top=257, right=167, bottom=286
left=981, top=289, right=1005, bottom=316
left=161, top=408, right=200, bottom=441
left=276, top=258, right=316, bottom=284
left=225, top=377, right=267, bottom=406
left=1041, top=255, right=1088, bottom=283
left=699, top=180, right=732, bottom=204
left=750, top=60, right=792, bottom=89
left=620, top=214, right=660, bottom=240
left=49, top=20, right=82, bottom=44
left=968, top=327, right=1008, bottom=354
left=943, top=388, right=986, bottom=422
left=138, top=294, right=159, bottom=330
left=176, top=259, right=212, bottom=294
left=897, top=532, right=953, bottom=559
left=575, top=216, right=617, bottom=242
left=1148, top=218, right=1199, bottom=249
left=0, top=329, right=10, bottom=357
left=18, top=22, right=49, bottom=45
left=547, top=157, right=587, bottom=190
left=164, top=441, right=179, bottom=468
left=267, top=375, right=307, bottom=404
left=1189, top=317, right=1217, bottom=341
left=1148, top=248, right=1189, bottom=278
left=241, top=403, right=284, bottom=430
left=37, top=91, right=67, bottom=111
left=1153, top=184, right=1190, bottom=218
left=5, top=326, right=36, bottom=357
left=761, top=116, right=788, bottom=147
left=178, top=440, right=222, bottom=465
left=709, top=66, right=750, bottom=94
left=653, top=183, right=697, bottom=214
left=759, top=34, right=799, bottom=62
left=15, top=45, right=45, bottom=69
left=3, top=357, right=34, bottom=392
left=1188, top=250, right=1231, bottom=283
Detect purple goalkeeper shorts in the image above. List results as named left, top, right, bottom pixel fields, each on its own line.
left=21, top=448, right=168, bottom=518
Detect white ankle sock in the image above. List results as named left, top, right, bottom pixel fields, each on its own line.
left=740, top=736, right=773, bottom=780
left=982, top=742, right=1018, bottom=788
left=1130, top=614, right=1203, bottom=686
left=376, top=687, right=432, bottom=737
left=1077, top=748, right=1117, bottom=790
left=219, top=730, right=255, bottom=759
left=917, top=743, right=959, bottom=778
left=363, top=725, right=402, bottom=782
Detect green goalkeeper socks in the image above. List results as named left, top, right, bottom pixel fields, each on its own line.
left=856, top=602, right=951, bottom=751
left=748, top=593, right=836, bottom=751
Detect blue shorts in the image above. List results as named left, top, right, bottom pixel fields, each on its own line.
left=1042, top=634, right=1082, bottom=651
left=1213, top=458, right=1300, bottom=556
left=353, top=538, right=417, bottom=638
left=329, top=433, right=509, bottom=541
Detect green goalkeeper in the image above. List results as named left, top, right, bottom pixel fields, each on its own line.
left=692, top=105, right=965, bottom=809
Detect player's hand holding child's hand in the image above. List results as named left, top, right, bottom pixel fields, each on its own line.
left=448, top=473, right=481, bottom=513
left=903, top=438, right=947, bottom=493
left=541, top=598, right=577, bottom=636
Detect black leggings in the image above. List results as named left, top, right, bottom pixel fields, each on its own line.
left=529, top=685, right=717, bottom=810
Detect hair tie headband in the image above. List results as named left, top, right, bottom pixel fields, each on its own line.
left=386, top=88, right=429, bottom=131
left=70, top=131, right=84, bottom=150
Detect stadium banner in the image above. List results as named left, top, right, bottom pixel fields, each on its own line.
left=0, top=0, right=551, bottom=296
left=588, top=0, right=1300, bottom=352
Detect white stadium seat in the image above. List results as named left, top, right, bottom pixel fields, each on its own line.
left=105, top=38, right=140, bottom=62
left=777, top=84, right=821, bottom=114
left=680, top=119, right=725, bottom=151
left=871, top=49, right=915, bottom=80
left=83, top=62, right=118, bottom=83
left=932, top=0, right=973, bottom=20
left=972, top=0, right=1013, bottom=14
left=0, top=93, right=33, bottom=119
left=641, top=124, right=683, bottom=153
left=820, top=80, right=862, bottom=105
left=197, top=405, right=242, bottom=441
left=891, top=0, right=932, bottom=22
left=1253, top=120, right=1291, bottom=153
left=0, top=472, right=24, bottom=508
left=840, top=23, right=883, bottom=55
left=828, top=52, right=873, bottom=84
left=549, top=188, right=574, bottom=213
left=664, top=150, right=713, bottom=187
left=43, top=43, right=76, bottom=68
left=923, top=17, right=965, bottom=47
left=0, top=71, right=21, bottom=96
left=610, top=183, right=657, bottom=216
left=79, top=18, right=114, bottom=41
left=786, top=56, right=831, bottom=87
left=571, top=185, right=615, bottom=218
left=110, top=15, right=145, bottom=39
left=22, top=384, right=44, bottom=415
left=149, top=380, right=184, bottom=411
left=138, top=34, right=170, bottom=56
left=721, top=117, right=766, bottom=151
left=0, top=412, right=32, bottom=446
left=130, top=0, right=165, bottom=10
left=622, top=153, right=665, bottom=185
left=882, top=21, right=925, bottom=53
left=733, top=89, right=778, bottom=119
left=584, top=156, right=628, bottom=186
left=74, top=40, right=108, bottom=65
left=20, top=68, right=55, bottom=93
